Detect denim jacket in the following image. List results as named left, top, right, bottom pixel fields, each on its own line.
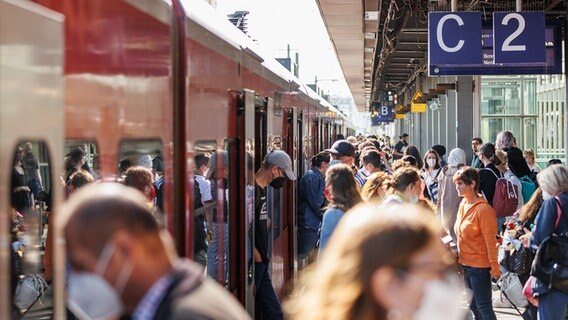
left=298, top=167, right=325, bottom=231
left=530, top=192, right=568, bottom=296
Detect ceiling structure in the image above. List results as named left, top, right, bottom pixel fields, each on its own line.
left=317, top=0, right=567, bottom=112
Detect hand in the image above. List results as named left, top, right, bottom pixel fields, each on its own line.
left=520, top=231, right=532, bottom=248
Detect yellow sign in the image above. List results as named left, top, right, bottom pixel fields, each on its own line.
left=395, top=113, right=405, bottom=120
left=411, top=90, right=427, bottom=113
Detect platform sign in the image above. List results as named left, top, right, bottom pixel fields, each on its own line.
left=493, top=12, right=545, bottom=64
left=411, top=90, right=427, bottom=113
left=377, top=104, right=394, bottom=122
left=428, top=12, right=483, bottom=66
left=395, top=113, right=405, bottom=120
left=428, top=12, right=561, bottom=75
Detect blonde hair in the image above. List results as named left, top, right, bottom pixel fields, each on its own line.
left=537, top=165, right=568, bottom=195
left=285, top=204, right=441, bottom=320
left=495, top=149, right=509, bottom=172
left=360, top=172, right=391, bottom=202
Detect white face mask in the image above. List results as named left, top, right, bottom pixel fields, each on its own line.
left=67, top=242, right=133, bottom=320
left=542, top=190, right=553, bottom=201
left=413, top=276, right=468, bottom=320
left=426, top=159, right=436, bottom=168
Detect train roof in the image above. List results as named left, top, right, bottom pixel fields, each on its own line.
left=179, top=0, right=351, bottom=123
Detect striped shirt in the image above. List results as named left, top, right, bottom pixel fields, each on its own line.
left=132, top=274, right=173, bottom=320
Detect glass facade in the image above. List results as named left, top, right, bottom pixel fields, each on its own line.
left=480, top=76, right=538, bottom=151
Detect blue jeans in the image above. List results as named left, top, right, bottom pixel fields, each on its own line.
left=207, top=222, right=229, bottom=283
left=463, top=266, right=496, bottom=320
left=297, top=227, right=318, bottom=260
left=254, top=262, right=283, bottom=320
left=538, top=289, right=568, bottom=320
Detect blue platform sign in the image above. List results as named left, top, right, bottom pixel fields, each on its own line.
left=493, top=12, right=545, bottom=64
left=376, top=105, right=394, bottom=123
left=429, top=12, right=483, bottom=66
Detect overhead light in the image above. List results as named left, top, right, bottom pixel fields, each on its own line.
left=365, top=11, right=379, bottom=20
left=364, top=32, right=376, bottom=39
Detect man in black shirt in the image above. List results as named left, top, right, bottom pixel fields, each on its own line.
left=393, top=133, right=409, bottom=160
left=254, top=150, right=296, bottom=319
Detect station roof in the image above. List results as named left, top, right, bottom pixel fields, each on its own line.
left=317, top=0, right=567, bottom=112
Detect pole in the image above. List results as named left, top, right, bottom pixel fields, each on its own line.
left=565, top=4, right=568, bottom=163
left=451, top=0, right=457, bottom=11
left=516, top=0, right=522, bottom=12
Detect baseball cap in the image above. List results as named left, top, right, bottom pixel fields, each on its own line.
left=264, top=150, right=296, bottom=180
left=325, top=140, right=355, bottom=157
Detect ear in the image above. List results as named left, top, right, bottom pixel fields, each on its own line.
left=112, top=230, right=135, bottom=259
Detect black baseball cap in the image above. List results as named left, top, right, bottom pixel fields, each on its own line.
left=325, top=140, right=355, bottom=157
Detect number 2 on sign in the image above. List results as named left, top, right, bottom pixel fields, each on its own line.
left=501, top=13, right=526, bottom=52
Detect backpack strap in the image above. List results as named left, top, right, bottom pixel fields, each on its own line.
left=554, top=196, right=568, bottom=235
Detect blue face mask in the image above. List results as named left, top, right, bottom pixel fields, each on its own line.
left=330, top=159, right=342, bottom=166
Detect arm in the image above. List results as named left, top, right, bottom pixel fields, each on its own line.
left=530, top=199, right=557, bottom=248
left=36, top=168, right=43, bottom=189
left=303, top=174, right=325, bottom=214
left=479, top=205, right=501, bottom=278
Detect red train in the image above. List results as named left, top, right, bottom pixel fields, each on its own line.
left=0, top=0, right=354, bottom=317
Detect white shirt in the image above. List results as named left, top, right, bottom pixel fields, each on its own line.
left=195, top=174, right=212, bottom=203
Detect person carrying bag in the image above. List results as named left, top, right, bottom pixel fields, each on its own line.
left=528, top=164, right=568, bottom=320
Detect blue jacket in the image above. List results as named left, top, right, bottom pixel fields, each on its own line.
left=530, top=192, right=568, bottom=296
left=298, top=167, right=325, bottom=231
left=318, top=207, right=345, bottom=255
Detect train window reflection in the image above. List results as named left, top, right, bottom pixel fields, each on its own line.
left=117, top=139, right=163, bottom=215
left=64, top=141, right=99, bottom=184
left=10, top=141, right=52, bottom=317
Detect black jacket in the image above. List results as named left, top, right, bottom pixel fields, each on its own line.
left=504, top=147, right=531, bottom=178
left=478, top=164, right=500, bottom=206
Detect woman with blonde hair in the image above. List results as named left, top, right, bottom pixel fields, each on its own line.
left=382, top=166, right=423, bottom=206
left=360, top=172, right=391, bottom=202
left=285, top=203, right=466, bottom=320
left=528, top=165, right=568, bottom=319
left=318, top=164, right=362, bottom=254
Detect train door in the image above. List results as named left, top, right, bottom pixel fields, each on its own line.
left=283, top=107, right=299, bottom=281
left=231, top=90, right=258, bottom=314
left=0, top=1, right=64, bottom=318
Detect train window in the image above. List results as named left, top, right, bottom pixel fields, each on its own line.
left=63, top=141, right=99, bottom=185
left=10, top=141, right=53, bottom=317
left=117, top=139, right=164, bottom=216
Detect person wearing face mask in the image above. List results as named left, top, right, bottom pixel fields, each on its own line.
left=382, top=166, right=423, bottom=206
left=285, top=203, right=467, bottom=320
left=61, top=183, right=250, bottom=320
left=354, top=149, right=383, bottom=187
left=297, top=151, right=330, bottom=263
left=527, top=164, right=568, bottom=319
left=317, top=164, right=362, bottom=256
left=438, top=148, right=466, bottom=243
left=421, top=149, right=442, bottom=205
left=453, top=167, right=500, bottom=320
left=254, top=149, right=296, bottom=319
left=325, top=139, right=355, bottom=167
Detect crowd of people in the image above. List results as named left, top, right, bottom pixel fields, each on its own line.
left=294, top=130, right=568, bottom=320
left=11, top=130, right=568, bottom=319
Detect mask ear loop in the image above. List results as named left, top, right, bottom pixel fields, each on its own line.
left=114, top=260, right=134, bottom=295
left=94, top=242, right=115, bottom=276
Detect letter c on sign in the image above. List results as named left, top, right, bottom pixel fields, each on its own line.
left=436, top=14, right=465, bottom=53
left=381, top=106, right=388, bottom=116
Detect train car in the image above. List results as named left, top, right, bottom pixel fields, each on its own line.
left=1, top=0, right=354, bottom=318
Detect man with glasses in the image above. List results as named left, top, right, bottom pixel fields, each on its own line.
left=254, top=150, right=296, bottom=319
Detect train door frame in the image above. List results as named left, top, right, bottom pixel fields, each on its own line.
left=0, top=1, right=64, bottom=317
left=285, top=107, right=299, bottom=280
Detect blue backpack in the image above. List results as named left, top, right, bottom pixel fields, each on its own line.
left=519, top=175, right=537, bottom=203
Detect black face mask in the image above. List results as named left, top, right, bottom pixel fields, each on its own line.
left=269, top=177, right=286, bottom=189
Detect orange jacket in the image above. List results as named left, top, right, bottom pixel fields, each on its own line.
left=454, top=196, right=500, bottom=278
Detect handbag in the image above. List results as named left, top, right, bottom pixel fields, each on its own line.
left=530, top=197, right=568, bottom=293
left=523, top=276, right=539, bottom=307
left=14, top=274, right=48, bottom=311
left=497, top=272, right=528, bottom=308
left=509, top=246, right=533, bottom=276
